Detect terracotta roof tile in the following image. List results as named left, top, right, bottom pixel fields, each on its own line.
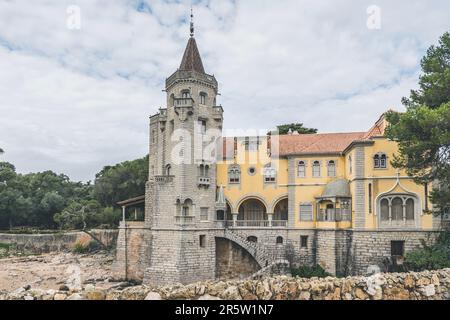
left=277, top=132, right=366, bottom=156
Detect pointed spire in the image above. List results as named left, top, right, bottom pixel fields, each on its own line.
left=179, top=7, right=205, bottom=74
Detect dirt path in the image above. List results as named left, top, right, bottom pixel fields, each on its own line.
left=0, top=252, right=117, bottom=292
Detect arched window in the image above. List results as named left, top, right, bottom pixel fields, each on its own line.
left=406, top=198, right=415, bottom=220
left=312, top=161, right=320, bottom=177
left=228, top=165, right=240, bottom=184
left=374, top=153, right=387, bottom=169
left=276, top=236, right=283, bottom=244
left=200, top=92, right=207, bottom=105
left=247, top=236, right=257, bottom=243
left=263, top=163, right=276, bottom=183
left=181, top=90, right=190, bottom=99
left=374, top=154, right=380, bottom=168
left=298, top=161, right=306, bottom=177
left=380, top=198, right=389, bottom=221
left=380, top=154, right=387, bottom=168
left=165, top=164, right=171, bottom=176
left=327, top=160, right=336, bottom=177
left=392, top=197, right=403, bottom=220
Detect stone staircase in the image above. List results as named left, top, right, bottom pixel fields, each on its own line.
left=249, top=259, right=291, bottom=279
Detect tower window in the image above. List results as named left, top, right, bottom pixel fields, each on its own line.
left=198, top=119, right=207, bottom=134
left=200, top=92, right=207, bottom=105
left=199, top=235, right=206, bottom=248
left=181, top=90, right=190, bottom=99
left=200, top=207, right=209, bottom=221
left=276, top=236, right=283, bottom=244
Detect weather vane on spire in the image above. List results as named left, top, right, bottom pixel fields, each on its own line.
left=190, top=6, right=194, bottom=37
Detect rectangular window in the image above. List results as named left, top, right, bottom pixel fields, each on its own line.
left=182, top=206, right=189, bottom=216
left=391, top=241, right=405, bottom=257
left=299, top=204, right=313, bottom=221
left=199, top=235, right=206, bottom=248
left=200, top=207, right=209, bottom=221
left=312, top=162, right=320, bottom=177
left=298, top=162, right=306, bottom=177
left=200, top=94, right=206, bottom=105
left=198, top=120, right=206, bottom=134
left=300, top=236, right=308, bottom=248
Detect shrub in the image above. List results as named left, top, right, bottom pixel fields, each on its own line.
left=73, top=242, right=88, bottom=254
left=404, top=230, right=450, bottom=271
left=291, top=265, right=332, bottom=278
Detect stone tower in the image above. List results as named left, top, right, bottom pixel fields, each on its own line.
left=143, top=16, right=224, bottom=286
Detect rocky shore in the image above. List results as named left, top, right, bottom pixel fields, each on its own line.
left=1, top=267, right=449, bottom=300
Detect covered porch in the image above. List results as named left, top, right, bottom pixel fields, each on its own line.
left=215, top=188, right=288, bottom=228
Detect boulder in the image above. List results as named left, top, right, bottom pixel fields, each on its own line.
left=145, top=292, right=162, bottom=300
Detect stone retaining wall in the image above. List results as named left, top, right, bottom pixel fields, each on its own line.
left=2, top=269, right=449, bottom=300
left=0, top=229, right=118, bottom=254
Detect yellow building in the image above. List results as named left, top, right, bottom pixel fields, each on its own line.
left=214, top=114, right=440, bottom=274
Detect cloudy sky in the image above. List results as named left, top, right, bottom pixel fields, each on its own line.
left=0, top=0, right=449, bottom=181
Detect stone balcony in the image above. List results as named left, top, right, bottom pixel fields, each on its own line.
left=175, top=215, right=195, bottom=225
left=153, top=175, right=174, bottom=184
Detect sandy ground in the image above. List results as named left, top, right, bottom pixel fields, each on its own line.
left=0, top=252, right=118, bottom=292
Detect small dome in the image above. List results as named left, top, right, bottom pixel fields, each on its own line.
left=321, top=179, right=351, bottom=198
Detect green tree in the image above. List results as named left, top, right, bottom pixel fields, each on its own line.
left=271, top=123, right=318, bottom=135
left=94, top=155, right=148, bottom=207
left=0, top=162, right=33, bottom=229
left=386, top=31, right=450, bottom=216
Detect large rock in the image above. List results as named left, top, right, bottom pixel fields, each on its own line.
left=85, top=289, right=106, bottom=300
left=145, top=292, right=162, bottom=300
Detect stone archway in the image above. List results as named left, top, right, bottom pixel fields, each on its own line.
left=215, top=237, right=260, bottom=280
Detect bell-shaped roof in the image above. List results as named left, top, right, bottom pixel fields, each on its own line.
left=321, top=179, right=351, bottom=198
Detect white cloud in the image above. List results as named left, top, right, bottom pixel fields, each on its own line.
left=0, top=0, right=449, bottom=181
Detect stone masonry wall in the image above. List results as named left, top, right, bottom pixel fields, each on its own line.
left=0, top=229, right=118, bottom=255
left=3, top=269, right=449, bottom=300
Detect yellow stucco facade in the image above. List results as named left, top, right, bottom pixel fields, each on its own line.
left=216, top=114, right=434, bottom=231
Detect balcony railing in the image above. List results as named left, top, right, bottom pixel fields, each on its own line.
left=317, top=209, right=352, bottom=222
left=215, top=220, right=288, bottom=228
left=174, top=97, right=194, bottom=107
left=175, top=215, right=195, bottom=225
left=272, top=220, right=288, bottom=227
left=154, top=175, right=174, bottom=184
